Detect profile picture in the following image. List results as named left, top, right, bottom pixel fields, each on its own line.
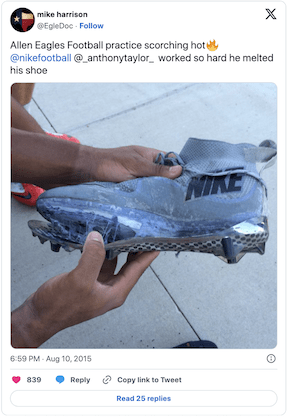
left=11, top=8, right=35, bottom=32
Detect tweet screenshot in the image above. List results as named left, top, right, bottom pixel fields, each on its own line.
left=1, top=1, right=286, bottom=416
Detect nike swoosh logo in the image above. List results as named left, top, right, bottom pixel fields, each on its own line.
left=13, top=192, right=32, bottom=200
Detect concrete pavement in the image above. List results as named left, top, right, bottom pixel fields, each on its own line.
left=11, top=82, right=277, bottom=349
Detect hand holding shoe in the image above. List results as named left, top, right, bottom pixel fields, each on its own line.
left=83, top=145, right=182, bottom=183
left=11, top=232, right=159, bottom=348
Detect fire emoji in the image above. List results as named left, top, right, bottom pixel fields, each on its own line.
left=206, top=40, right=218, bottom=51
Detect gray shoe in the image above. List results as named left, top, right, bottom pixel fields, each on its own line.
left=28, top=138, right=276, bottom=263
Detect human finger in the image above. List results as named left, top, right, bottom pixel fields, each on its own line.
left=112, top=251, right=160, bottom=297
left=75, top=231, right=106, bottom=285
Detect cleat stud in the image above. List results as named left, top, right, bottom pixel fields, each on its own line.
left=256, top=243, right=265, bottom=255
left=227, top=257, right=237, bottom=264
left=39, top=237, right=47, bottom=244
left=32, top=232, right=36, bottom=237
left=221, top=237, right=244, bottom=264
left=50, top=242, right=61, bottom=252
left=63, top=245, right=76, bottom=253
left=106, top=249, right=114, bottom=260
left=221, top=237, right=235, bottom=259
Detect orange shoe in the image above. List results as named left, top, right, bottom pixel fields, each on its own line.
left=12, top=183, right=46, bottom=207
left=12, top=133, right=80, bottom=206
left=45, top=132, right=80, bottom=144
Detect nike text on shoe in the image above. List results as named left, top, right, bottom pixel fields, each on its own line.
left=28, top=138, right=276, bottom=264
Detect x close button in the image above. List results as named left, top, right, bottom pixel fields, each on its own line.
left=266, top=8, right=276, bottom=19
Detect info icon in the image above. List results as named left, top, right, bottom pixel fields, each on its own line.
left=11, top=8, right=35, bottom=32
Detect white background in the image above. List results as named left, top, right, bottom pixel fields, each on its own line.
left=1, top=1, right=286, bottom=416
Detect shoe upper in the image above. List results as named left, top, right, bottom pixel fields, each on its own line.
left=37, top=138, right=276, bottom=228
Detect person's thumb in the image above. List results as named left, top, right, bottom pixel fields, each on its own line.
left=141, top=160, right=182, bottom=179
left=75, top=231, right=106, bottom=282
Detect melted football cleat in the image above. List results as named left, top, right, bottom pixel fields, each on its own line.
left=28, top=138, right=276, bottom=263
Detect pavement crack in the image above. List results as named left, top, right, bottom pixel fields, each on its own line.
left=149, top=265, right=201, bottom=340
left=66, top=84, right=197, bottom=134
left=32, top=97, right=57, bottom=133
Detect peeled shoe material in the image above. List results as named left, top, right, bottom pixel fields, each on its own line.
left=28, top=138, right=276, bottom=264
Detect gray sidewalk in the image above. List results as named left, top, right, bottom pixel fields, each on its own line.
left=11, top=83, right=277, bottom=349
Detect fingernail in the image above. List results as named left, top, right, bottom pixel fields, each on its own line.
left=88, top=231, right=104, bottom=244
left=169, top=165, right=182, bottom=173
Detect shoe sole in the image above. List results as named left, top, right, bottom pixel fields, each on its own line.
left=28, top=216, right=268, bottom=264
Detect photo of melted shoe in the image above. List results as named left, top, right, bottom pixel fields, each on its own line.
left=28, top=137, right=276, bottom=264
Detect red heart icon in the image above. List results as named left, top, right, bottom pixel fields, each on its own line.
left=12, top=376, right=21, bottom=384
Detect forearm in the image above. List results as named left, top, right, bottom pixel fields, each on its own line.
left=11, top=128, right=94, bottom=189
left=11, top=272, right=71, bottom=348
left=11, top=96, right=44, bottom=133
left=11, top=129, right=182, bottom=189
left=11, top=296, right=52, bottom=348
